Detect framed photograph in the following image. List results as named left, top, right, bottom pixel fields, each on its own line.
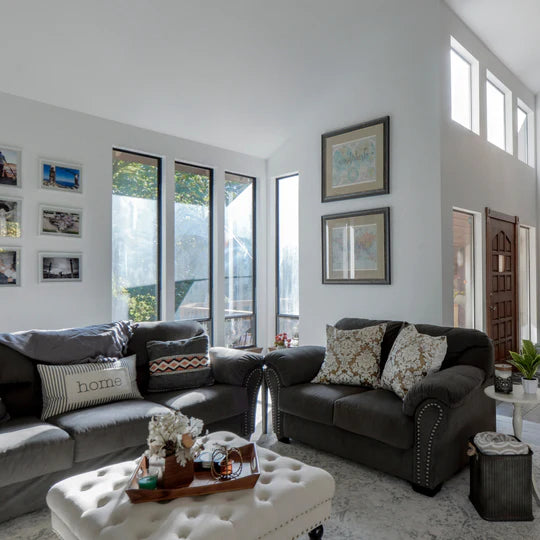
left=322, top=116, right=389, bottom=202
left=0, top=145, right=22, bottom=188
left=322, top=207, right=390, bottom=284
left=0, top=247, right=21, bottom=286
left=0, top=197, right=22, bottom=238
left=39, top=252, right=82, bottom=282
left=40, top=159, right=82, bottom=193
left=39, top=205, right=82, bottom=238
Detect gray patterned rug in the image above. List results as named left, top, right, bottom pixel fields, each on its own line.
left=1, top=437, right=539, bottom=540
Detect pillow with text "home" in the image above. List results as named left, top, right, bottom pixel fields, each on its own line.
left=146, top=335, right=213, bottom=392
left=37, top=354, right=142, bottom=419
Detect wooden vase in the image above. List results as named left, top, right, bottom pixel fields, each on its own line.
left=162, top=455, right=194, bottom=489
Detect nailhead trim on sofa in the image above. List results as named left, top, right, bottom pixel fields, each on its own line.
left=415, top=401, right=444, bottom=486
left=265, top=367, right=283, bottom=439
left=244, top=367, right=263, bottom=436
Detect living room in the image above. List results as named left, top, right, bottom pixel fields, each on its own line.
left=0, top=1, right=539, bottom=538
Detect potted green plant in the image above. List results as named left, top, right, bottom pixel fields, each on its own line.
left=509, top=340, right=540, bottom=395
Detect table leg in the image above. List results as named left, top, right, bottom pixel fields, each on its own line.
left=261, top=377, right=268, bottom=435
left=512, top=403, right=523, bottom=439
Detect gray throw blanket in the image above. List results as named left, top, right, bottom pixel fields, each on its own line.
left=0, top=321, right=133, bottom=364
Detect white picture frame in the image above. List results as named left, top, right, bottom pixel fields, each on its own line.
left=0, top=247, right=21, bottom=286
left=39, top=205, right=82, bottom=238
left=0, top=145, right=22, bottom=189
left=39, top=252, right=82, bottom=282
left=39, top=158, right=83, bottom=194
left=0, top=196, right=22, bottom=238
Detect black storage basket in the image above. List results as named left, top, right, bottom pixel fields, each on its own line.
left=469, top=437, right=533, bottom=521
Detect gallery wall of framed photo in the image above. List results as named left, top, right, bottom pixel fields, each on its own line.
left=0, top=147, right=83, bottom=287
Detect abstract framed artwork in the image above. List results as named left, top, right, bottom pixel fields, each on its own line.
left=40, top=159, right=82, bottom=193
left=0, top=196, right=22, bottom=238
left=39, top=205, right=82, bottom=238
left=0, top=145, right=22, bottom=188
left=39, top=252, right=82, bottom=282
left=0, top=247, right=21, bottom=286
left=322, top=207, right=390, bottom=284
left=322, top=116, right=389, bottom=202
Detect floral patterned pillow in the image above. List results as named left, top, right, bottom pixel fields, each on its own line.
left=381, top=324, right=447, bottom=399
left=312, top=323, right=387, bottom=387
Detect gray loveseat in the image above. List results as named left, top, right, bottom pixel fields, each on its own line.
left=0, top=320, right=263, bottom=522
left=265, top=318, right=495, bottom=495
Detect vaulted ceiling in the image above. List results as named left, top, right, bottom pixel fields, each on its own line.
left=446, top=0, right=540, bottom=94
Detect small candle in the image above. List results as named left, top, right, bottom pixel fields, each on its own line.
left=138, top=475, right=157, bottom=490
left=494, top=363, right=513, bottom=394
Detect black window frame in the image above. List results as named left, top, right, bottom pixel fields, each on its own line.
left=174, top=161, right=214, bottom=338
left=224, top=171, right=257, bottom=349
left=275, top=173, right=299, bottom=335
left=112, top=147, right=163, bottom=320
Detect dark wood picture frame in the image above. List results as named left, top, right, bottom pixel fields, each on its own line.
left=322, top=207, right=390, bottom=284
left=322, top=116, right=389, bottom=202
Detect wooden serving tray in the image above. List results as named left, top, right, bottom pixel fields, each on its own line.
left=126, top=443, right=260, bottom=504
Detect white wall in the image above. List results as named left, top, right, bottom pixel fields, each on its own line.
left=266, top=0, right=444, bottom=345
left=440, top=4, right=537, bottom=329
left=0, top=91, right=267, bottom=342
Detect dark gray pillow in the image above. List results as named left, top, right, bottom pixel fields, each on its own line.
left=0, top=397, right=10, bottom=424
left=146, top=335, right=213, bottom=392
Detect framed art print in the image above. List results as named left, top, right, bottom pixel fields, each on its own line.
left=40, top=252, right=82, bottom=282
left=0, top=145, right=22, bottom=188
left=0, top=196, right=22, bottom=238
left=322, top=207, right=390, bottom=284
left=322, top=116, right=389, bottom=202
left=0, top=247, right=21, bottom=286
left=40, top=159, right=82, bottom=193
left=39, top=205, right=82, bottom=238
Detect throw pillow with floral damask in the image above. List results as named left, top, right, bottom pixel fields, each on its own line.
left=381, top=324, right=447, bottom=399
left=311, top=323, right=387, bottom=387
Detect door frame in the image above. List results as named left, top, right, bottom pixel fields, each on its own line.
left=485, top=208, right=520, bottom=358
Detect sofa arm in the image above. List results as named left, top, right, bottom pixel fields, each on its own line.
left=265, top=346, right=326, bottom=387
left=403, top=365, right=485, bottom=416
left=209, top=347, right=264, bottom=386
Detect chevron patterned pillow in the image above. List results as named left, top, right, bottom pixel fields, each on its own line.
left=146, top=334, right=213, bottom=392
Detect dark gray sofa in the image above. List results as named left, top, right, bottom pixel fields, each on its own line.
left=0, top=320, right=263, bottom=522
left=265, top=318, right=495, bottom=495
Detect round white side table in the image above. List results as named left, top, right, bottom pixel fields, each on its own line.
left=484, top=384, right=540, bottom=505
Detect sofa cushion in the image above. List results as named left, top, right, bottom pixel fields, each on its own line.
left=280, top=383, right=367, bottom=426
left=312, top=324, right=386, bottom=387
left=333, top=389, right=414, bottom=449
left=146, top=335, right=213, bottom=392
left=0, top=417, right=74, bottom=487
left=49, top=400, right=170, bottom=462
left=38, top=355, right=142, bottom=419
left=147, top=385, right=248, bottom=426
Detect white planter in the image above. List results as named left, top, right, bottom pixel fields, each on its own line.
left=522, top=377, right=538, bottom=395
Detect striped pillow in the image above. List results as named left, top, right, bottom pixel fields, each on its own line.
left=146, top=335, right=213, bottom=392
left=37, top=355, right=142, bottom=420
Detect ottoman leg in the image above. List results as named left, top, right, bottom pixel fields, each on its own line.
left=308, top=525, right=324, bottom=539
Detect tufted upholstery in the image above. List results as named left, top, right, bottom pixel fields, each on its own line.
left=47, top=431, right=335, bottom=540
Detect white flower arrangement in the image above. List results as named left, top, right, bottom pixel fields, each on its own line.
left=147, top=411, right=204, bottom=466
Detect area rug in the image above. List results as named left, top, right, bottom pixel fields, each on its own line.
left=2, top=437, right=539, bottom=540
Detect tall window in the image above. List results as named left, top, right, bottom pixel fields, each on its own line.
left=453, top=210, right=475, bottom=329
left=224, top=173, right=256, bottom=348
left=486, top=72, right=512, bottom=153
left=174, top=162, right=212, bottom=337
left=276, top=174, right=299, bottom=341
left=519, top=226, right=536, bottom=341
left=517, top=100, right=534, bottom=166
left=450, top=37, right=478, bottom=133
left=112, top=149, right=161, bottom=322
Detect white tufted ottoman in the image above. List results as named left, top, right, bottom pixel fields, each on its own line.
left=46, top=431, right=335, bottom=540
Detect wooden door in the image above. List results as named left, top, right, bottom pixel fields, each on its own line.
left=486, top=208, right=519, bottom=364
